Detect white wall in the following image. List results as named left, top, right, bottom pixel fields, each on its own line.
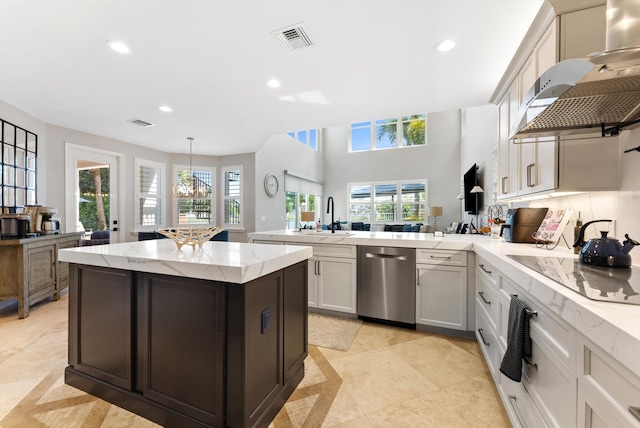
left=0, top=100, right=48, bottom=207
left=217, top=152, right=256, bottom=242
left=255, top=134, right=324, bottom=232
left=1, top=99, right=252, bottom=242
left=322, top=110, right=462, bottom=228
left=460, top=104, right=498, bottom=226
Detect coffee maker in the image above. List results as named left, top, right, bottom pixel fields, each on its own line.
left=37, top=207, right=61, bottom=234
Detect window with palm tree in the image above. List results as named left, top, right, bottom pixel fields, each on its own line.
left=350, top=114, right=426, bottom=151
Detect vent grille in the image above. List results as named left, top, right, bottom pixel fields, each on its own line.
left=128, top=119, right=155, bottom=128
left=273, top=23, right=313, bottom=51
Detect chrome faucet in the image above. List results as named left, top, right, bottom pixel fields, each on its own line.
left=327, top=196, right=335, bottom=233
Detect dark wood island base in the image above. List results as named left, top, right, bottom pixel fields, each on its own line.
left=65, top=260, right=308, bottom=428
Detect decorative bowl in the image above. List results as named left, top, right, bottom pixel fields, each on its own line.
left=155, top=226, right=223, bottom=249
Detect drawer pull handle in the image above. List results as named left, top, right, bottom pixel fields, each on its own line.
left=430, top=255, right=452, bottom=260
left=508, top=395, right=525, bottom=428
left=630, top=406, right=640, bottom=422
left=477, top=328, right=490, bottom=346
left=479, top=264, right=492, bottom=274
left=524, top=357, right=538, bottom=369
left=478, top=291, right=491, bottom=305
left=510, top=294, right=538, bottom=317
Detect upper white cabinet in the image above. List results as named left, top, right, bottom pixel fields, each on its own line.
left=496, top=5, right=619, bottom=201
left=559, top=5, right=606, bottom=60
left=517, top=22, right=558, bottom=197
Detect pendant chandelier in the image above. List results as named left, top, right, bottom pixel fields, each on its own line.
left=172, top=137, right=209, bottom=198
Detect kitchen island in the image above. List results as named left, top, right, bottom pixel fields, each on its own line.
left=58, top=239, right=312, bottom=428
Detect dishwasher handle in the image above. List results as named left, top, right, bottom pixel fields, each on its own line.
left=365, top=252, right=407, bottom=261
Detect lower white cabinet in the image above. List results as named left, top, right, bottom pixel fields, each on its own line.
left=416, top=250, right=468, bottom=331
left=308, top=256, right=357, bottom=314
left=577, top=335, right=640, bottom=428
left=500, top=373, right=548, bottom=428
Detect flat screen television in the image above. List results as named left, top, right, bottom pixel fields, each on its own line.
left=463, top=163, right=482, bottom=215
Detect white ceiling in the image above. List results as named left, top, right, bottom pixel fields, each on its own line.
left=0, top=0, right=544, bottom=156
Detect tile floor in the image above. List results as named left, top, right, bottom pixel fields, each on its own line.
left=0, top=293, right=510, bottom=427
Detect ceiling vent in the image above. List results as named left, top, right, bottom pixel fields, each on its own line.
left=128, top=118, right=155, bottom=128
left=272, top=23, right=313, bottom=51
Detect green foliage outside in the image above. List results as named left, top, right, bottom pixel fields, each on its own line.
left=377, top=115, right=426, bottom=146
left=78, top=168, right=109, bottom=231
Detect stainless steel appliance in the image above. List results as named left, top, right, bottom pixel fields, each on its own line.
left=512, top=0, right=640, bottom=140
left=37, top=207, right=60, bottom=234
left=357, top=246, right=416, bottom=324
left=499, top=208, right=549, bottom=243
left=507, top=255, right=640, bottom=305
left=0, top=214, right=19, bottom=238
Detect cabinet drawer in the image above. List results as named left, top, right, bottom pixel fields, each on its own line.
left=578, top=335, right=640, bottom=427
left=500, top=276, right=574, bottom=369
left=523, top=334, right=576, bottom=428
left=476, top=273, right=500, bottom=333
left=295, top=243, right=356, bottom=258
left=476, top=307, right=500, bottom=383
left=417, top=249, right=466, bottom=266
left=477, top=255, right=499, bottom=286
left=500, top=373, right=548, bottom=428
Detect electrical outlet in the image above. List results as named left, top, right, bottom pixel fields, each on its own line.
left=260, top=216, right=267, bottom=222
left=261, top=308, right=271, bottom=334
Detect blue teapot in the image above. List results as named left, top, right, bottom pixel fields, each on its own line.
left=573, top=220, right=639, bottom=268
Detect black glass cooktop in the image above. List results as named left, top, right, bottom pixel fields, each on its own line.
left=507, top=255, right=640, bottom=305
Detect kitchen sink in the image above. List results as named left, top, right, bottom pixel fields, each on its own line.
left=299, top=230, right=355, bottom=236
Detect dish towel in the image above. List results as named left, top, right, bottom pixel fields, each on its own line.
left=499, top=296, right=532, bottom=382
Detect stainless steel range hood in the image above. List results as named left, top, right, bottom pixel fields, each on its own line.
left=511, top=0, right=640, bottom=141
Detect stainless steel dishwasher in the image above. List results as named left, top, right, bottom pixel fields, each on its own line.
left=357, top=246, right=416, bottom=325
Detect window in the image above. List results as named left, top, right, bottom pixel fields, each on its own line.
left=286, top=129, right=318, bottom=150
left=222, top=165, right=242, bottom=229
left=349, top=180, right=427, bottom=223
left=173, top=165, right=215, bottom=226
left=135, top=159, right=166, bottom=231
left=1, top=119, right=37, bottom=207
left=349, top=114, right=426, bottom=152
left=286, top=191, right=318, bottom=229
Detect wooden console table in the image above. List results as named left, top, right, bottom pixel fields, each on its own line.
left=0, top=233, right=82, bottom=318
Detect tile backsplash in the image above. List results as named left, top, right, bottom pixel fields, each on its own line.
left=530, top=191, right=640, bottom=265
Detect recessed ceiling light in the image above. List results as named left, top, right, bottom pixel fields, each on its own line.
left=435, top=39, right=456, bottom=53
left=158, top=105, right=173, bottom=113
left=266, top=79, right=281, bottom=88
left=107, top=40, right=131, bottom=54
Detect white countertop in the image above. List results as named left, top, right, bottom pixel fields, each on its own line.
left=249, top=229, right=484, bottom=250
left=250, top=229, right=640, bottom=377
left=58, top=239, right=313, bottom=284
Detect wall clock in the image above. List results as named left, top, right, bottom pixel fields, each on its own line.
left=264, top=173, right=279, bottom=197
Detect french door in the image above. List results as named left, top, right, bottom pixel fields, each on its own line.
left=65, top=144, right=124, bottom=243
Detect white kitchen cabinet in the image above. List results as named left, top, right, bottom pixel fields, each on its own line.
left=248, top=238, right=357, bottom=314
left=416, top=250, right=468, bottom=331
left=496, top=5, right=617, bottom=201
left=309, top=256, right=357, bottom=313
left=577, top=335, right=640, bottom=428
left=498, top=81, right=520, bottom=199
left=559, top=5, right=606, bottom=61
left=300, top=243, right=357, bottom=314
left=477, top=254, right=581, bottom=428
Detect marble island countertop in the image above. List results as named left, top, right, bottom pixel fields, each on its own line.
left=58, top=239, right=313, bottom=284
left=251, top=229, right=640, bottom=377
